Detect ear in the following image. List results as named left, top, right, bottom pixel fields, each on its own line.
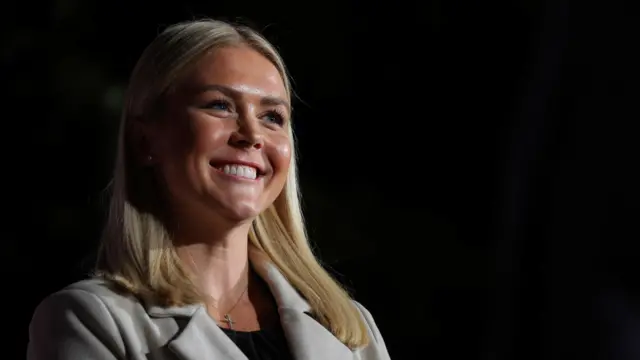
left=130, top=116, right=161, bottom=166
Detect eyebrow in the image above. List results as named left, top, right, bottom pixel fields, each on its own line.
left=201, top=84, right=290, bottom=110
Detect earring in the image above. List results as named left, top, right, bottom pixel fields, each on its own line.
left=147, top=155, right=153, bottom=161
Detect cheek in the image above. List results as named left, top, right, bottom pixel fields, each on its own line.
left=155, top=118, right=193, bottom=159
left=165, top=115, right=227, bottom=158
left=192, top=121, right=226, bottom=155
left=272, top=138, right=292, bottom=171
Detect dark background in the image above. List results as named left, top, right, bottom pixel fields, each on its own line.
left=3, top=0, right=639, bottom=359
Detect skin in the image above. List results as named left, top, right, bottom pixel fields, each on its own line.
left=136, top=45, right=292, bottom=330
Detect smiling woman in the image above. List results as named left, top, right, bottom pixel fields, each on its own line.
left=26, top=19, right=391, bottom=360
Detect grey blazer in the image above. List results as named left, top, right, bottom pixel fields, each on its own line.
left=27, top=252, right=391, bottom=360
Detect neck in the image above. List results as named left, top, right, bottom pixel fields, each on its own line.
left=172, top=212, right=254, bottom=303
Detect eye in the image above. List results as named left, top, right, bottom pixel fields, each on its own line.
left=262, top=110, right=286, bottom=126
left=204, top=99, right=232, bottom=111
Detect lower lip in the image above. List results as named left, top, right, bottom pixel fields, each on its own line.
left=211, top=167, right=261, bottom=182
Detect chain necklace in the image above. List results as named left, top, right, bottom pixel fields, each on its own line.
left=186, top=251, right=248, bottom=330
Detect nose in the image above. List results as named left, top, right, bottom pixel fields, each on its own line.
left=229, top=116, right=264, bottom=150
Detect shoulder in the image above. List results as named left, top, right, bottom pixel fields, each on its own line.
left=352, top=301, right=391, bottom=359
left=27, top=279, right=142, bottom=360
left=30, top=278, right=150, bottom=329
left=37, top=278, right=144, bottom=320
left=32, top=278, right=129, bottom=316
left=352, top=301, right=381, bottom=341
left=64, top=277, right=122, bottom=295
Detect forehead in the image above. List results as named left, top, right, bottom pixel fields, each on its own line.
left=180, top=46, right=287, bottom=99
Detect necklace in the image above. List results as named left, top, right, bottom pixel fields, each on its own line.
left=186, top=251, right=249, bottom=330
left=205, top=286, right=248, bottom=329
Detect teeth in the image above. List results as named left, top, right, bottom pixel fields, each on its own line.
left=222, top=164, right=258, bottom=180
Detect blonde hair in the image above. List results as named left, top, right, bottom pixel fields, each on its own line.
left=95, top=19, right=369, bottom=348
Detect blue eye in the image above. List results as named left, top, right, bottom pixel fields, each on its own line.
left=263, top=110, right=285, bottom=125
left=206, top=100, right=231, bottom=111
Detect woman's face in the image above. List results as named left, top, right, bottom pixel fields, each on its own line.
left=145, top=46, right=292, bottom=224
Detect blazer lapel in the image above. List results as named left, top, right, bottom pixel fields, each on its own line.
left=279, top=308, right=354, bottom=360
left=147, top=249, right=355, bottom=360
left=154, top=305, right=248, bottom=360
left=250, top=249, right=354, bottom=360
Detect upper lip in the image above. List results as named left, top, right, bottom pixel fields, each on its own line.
left=209, top=159, right=266, bottom=175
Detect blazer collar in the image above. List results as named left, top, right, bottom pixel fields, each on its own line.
left=154, top=248, right=354, bottom=360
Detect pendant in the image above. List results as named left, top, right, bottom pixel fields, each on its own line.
left=223, top=314, right=235, bottom=329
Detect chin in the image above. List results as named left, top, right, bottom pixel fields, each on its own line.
left=219, top=202, right=265, bottom=223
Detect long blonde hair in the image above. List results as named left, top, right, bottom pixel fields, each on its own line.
left=95, top=19, right=369, bottom=348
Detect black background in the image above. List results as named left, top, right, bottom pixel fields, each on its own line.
left=3, top=0, right=639, bottom=359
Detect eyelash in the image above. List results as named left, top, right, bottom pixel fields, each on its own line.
left=205, top=99, right=286, bottom=126
left=206, top=99, right=232, bottom=111
left=263, top=109, right=286, bottom=125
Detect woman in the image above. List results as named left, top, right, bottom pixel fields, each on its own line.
left=27, top=19, right=390, bottom=360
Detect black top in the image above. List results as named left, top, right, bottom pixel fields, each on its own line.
left=221, top=325, right=294, bottom=360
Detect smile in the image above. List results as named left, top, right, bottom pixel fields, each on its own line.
left=212, top=163, right=260, bottom=180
